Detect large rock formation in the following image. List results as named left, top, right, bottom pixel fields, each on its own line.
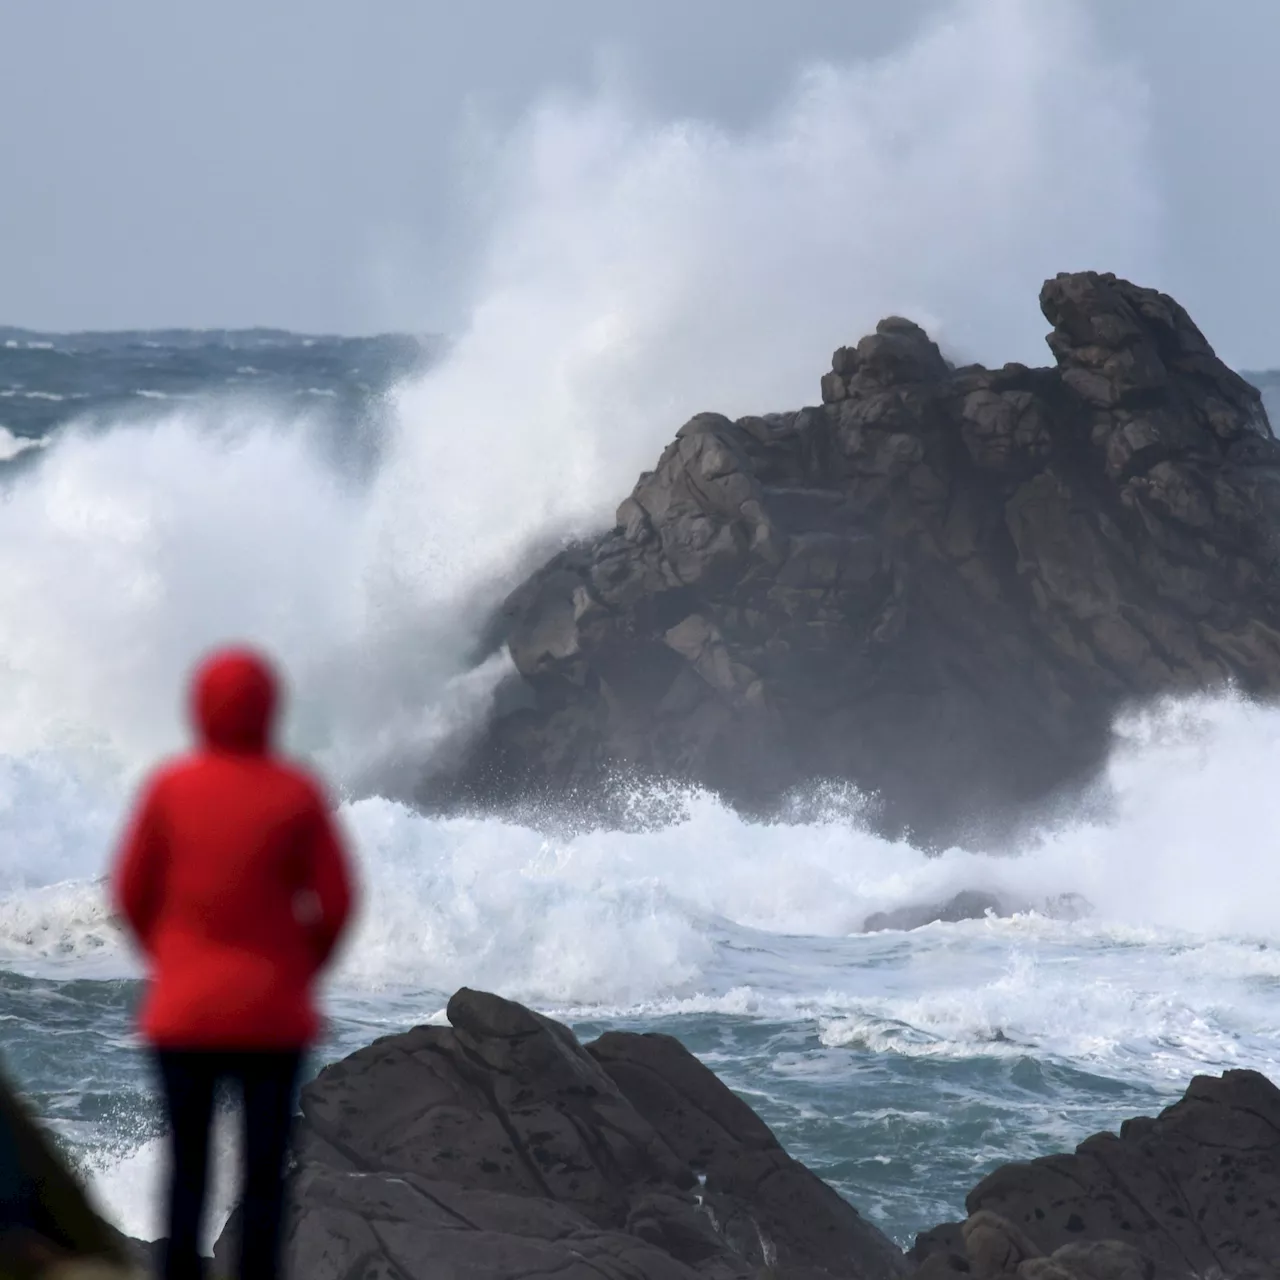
left=437, top=273, right=1280, bottom=841
left=214, top=992, right=1280, bottom=1280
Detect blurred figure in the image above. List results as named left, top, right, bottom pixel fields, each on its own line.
left=111, top=648, right=355, bottom=1280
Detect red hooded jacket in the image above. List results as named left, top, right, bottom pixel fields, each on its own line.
left=111, top=648, right=355, bottom=1048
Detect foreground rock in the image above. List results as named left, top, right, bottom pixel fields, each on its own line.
left=222, top=988, right=908, bottom=1280
left=912, top=1068, right=1280, bottom=1278
left=437, top=273, right=1280, bottom=841
left=0, top=1062, right=134, bottom=1278
left=212, top=992, right=1280, bottom=1280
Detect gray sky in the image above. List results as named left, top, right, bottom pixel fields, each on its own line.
left=2, top=1, right=1279, bottom=367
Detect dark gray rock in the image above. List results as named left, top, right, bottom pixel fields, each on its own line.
left=229, top=989, right=908, bottom=1280
left=589, top=1030, right=908, bottom=1280
left=862, top=890, right=1092, bottom=933
left=907, top=1220, right=965, bottom=1269
left=1030, top=1240, right=1155, bottom=1280
left=0, top=1061, right=133, bottom=1276
left=432, top=273, right=1280, bottom=843
left=863, top=890, right=1008, bottom=933
left=914, top=1069, right=1280, bottom=1278
left=962, top=1209, right=1042, bottom=1276
left=209, top=997, right=1280, bottom=1280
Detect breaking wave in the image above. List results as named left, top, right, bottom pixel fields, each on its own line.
left=5, top=0, right=1265, bottom=1252
left=0, top=0, right=1157, bottom=801
left=3, top=692, right=1279, bottom=1009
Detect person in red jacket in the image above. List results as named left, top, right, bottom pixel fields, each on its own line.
left=111, top=646, right=355, bottom=1280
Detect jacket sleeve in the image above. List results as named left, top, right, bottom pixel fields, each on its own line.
left=110, top=775, right=169, bottom=956
left=302, top=793, right=356, bottom=970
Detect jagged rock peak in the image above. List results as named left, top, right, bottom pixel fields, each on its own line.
left=823, top=315, right=950, bottom=401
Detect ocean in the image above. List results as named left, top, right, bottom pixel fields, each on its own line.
left=3, top=328, right=1280, bottom=1254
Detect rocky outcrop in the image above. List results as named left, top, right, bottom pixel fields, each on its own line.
left=862, top=890, right=1015, bottom=933
left=861, top=890, right=1092, bottom=933
left=224, top=988, right=907, bottom=1280
left=910, top=1069, right=1280, bottom=1278
left=211, top=994, right=1280, bottom=1280
left=0, top=1061, right=134, bottom=1278
left=435, top=273, right=1280, bottom=841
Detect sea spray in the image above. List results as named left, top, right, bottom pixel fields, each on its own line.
left=0, top=0, right=1156, bottom=799
left=0, top=0, right=1220, bottom=1252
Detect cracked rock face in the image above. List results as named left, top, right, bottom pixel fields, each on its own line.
left=432, top=272, right=1280, bottom=842
left=221, top=989, right=907, bottom=1280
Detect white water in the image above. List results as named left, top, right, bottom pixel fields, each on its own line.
left=3, top=692, right=1280, bottom=1241
left=3, top=691, right=1279, bottom=1028
left=0, top=427, right=46, bottom=460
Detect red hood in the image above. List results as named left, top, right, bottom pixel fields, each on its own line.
left=190, top=648, right=279, bottom=754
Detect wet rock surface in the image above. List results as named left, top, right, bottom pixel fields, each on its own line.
left=437, top=273, right=1280, bottom=843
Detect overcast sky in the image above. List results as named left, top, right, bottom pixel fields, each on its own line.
left=2, top=1, right=1279, bottom=366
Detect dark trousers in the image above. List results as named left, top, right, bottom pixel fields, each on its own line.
left=156, top=1050, right=302, bottom=1280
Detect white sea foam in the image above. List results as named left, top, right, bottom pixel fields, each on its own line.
left=10, top=692, right=1280, bottom=1240
left=0, top=426, right=46, bottom=460
left=1, top=693, right=1278, bottom=1008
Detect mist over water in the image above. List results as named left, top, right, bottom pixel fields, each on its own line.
left=6, top=691, right=1280, bottom=1244
left=3, top=692, right=1276, bottom=993
left=0, top=0, right=1159, bottom=793
left=0, top=0, right=1266, bottom=1251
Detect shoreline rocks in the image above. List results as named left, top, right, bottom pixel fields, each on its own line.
left=430, top=273, right=1280, bottom=844
left=230, top=988, right=908, bottom=1280
left=211, top=990, right=1280, bottom=1280
left=911, top=1067, right=1280, bottom=1277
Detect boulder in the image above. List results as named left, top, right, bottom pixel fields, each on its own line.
left=230, top=989, right=909, bottom=1280
left=863, top=890, right=1008, bottom=933
left=913, top=1069, right=1280, bottom=1278
left=962, top=1209, right=1042, bottom=1275
left=432, top=273, right=1280, bottom=843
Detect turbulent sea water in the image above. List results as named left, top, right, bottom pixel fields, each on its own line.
left=4, top=329, right=1280, bottom=1254
left=7, top=1, right=1280, bottom=1251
